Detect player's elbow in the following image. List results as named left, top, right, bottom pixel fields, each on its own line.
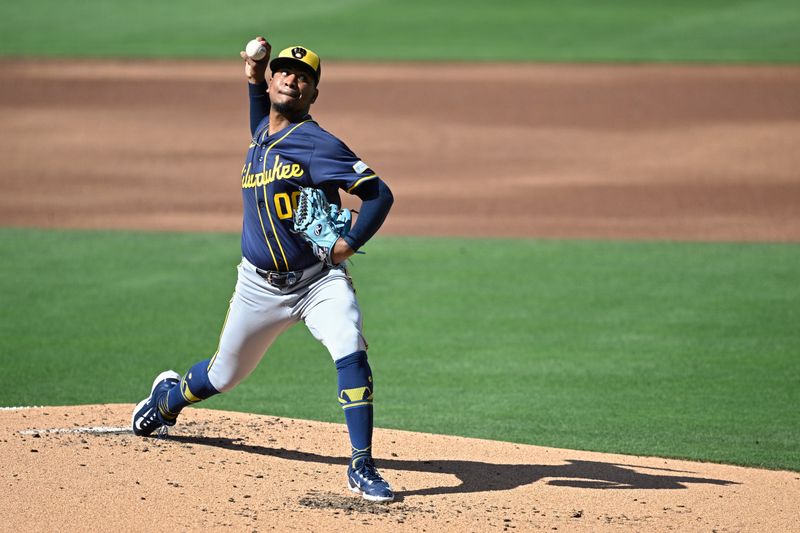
left=377, top=180, right=394, bottom=208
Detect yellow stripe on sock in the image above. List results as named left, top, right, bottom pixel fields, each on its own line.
left=180, top=379, right=202, bottom=403
left=342, top=401, right=372, bottom=409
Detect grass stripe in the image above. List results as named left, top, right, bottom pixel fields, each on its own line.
left=0, top=1, right=798, bottom=62
left=0, top=228, right=797, bottom=470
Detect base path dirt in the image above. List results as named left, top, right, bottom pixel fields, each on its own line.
left=2, top=405, right=799, bottom=532
left=1, top=60, right=799, bottom=240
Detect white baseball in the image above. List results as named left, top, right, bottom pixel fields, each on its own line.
left=245, top=39, right=267, bottom=61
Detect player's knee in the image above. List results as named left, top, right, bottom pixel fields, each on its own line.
left=327, top=327, right=364, bottom=360
left=182, top=359, right=221, bottom=402
left=335, top=351, right=373, bottom=410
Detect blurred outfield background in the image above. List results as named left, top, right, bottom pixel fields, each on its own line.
left=1, top=0, right=799, bottom=62
left=1, top=1, right=798, bottom=471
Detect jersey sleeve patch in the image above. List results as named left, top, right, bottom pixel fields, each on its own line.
left=352, top=160, right=370, bottom=174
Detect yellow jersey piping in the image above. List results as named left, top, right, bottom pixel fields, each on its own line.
left=256, top=120, right=311, bottom=271
left=346, top=174, right=377, bottom=194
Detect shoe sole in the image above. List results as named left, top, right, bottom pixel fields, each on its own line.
left=131, top=370, right=181, bottom=435
left=348, top=480, right=395, bottom=503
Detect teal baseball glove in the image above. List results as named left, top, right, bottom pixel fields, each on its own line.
left=293, top=187, right=352, bottom=266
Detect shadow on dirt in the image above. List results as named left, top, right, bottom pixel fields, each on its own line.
left=167, top=435, right=738, bottom=497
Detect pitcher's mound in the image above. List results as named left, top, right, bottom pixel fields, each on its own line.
left=1, top=404, right=797, bottom=531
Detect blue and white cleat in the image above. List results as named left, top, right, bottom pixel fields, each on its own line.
left=131, top=370, right=181, bottom=437
left=347, top=458, right=394, bottom=502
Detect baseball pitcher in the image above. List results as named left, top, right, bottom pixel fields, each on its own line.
left=132, top=36, right=395, bottom=502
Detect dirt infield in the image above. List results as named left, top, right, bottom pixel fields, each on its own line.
left=2, top=405, right=799, bottom=532
left=1, top=60, right=799, bottom=240
left=2, top=60, right=800, bottom=531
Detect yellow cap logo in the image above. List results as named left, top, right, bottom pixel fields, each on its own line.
left=271, top=45, right=321, bottom=83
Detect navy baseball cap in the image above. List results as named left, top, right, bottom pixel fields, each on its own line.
left=270, top=46, right=321, bottom=85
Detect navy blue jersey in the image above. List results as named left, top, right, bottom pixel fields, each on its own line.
left=240, top=115, right=378, bottom=271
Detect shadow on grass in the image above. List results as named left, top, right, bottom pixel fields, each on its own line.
left=167, top=435, right=738, bottom=497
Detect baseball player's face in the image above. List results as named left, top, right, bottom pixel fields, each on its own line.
left=269, top=66, right=318, bottom=116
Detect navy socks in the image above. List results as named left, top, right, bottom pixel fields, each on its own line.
left=161, top=359, right=220, bottom=420
left=335, top=351, right=374, bottom=468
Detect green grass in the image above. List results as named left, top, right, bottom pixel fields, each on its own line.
left=1, top=0, right=799, bottom=63
left=1, top=228, right=798, bottom=471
